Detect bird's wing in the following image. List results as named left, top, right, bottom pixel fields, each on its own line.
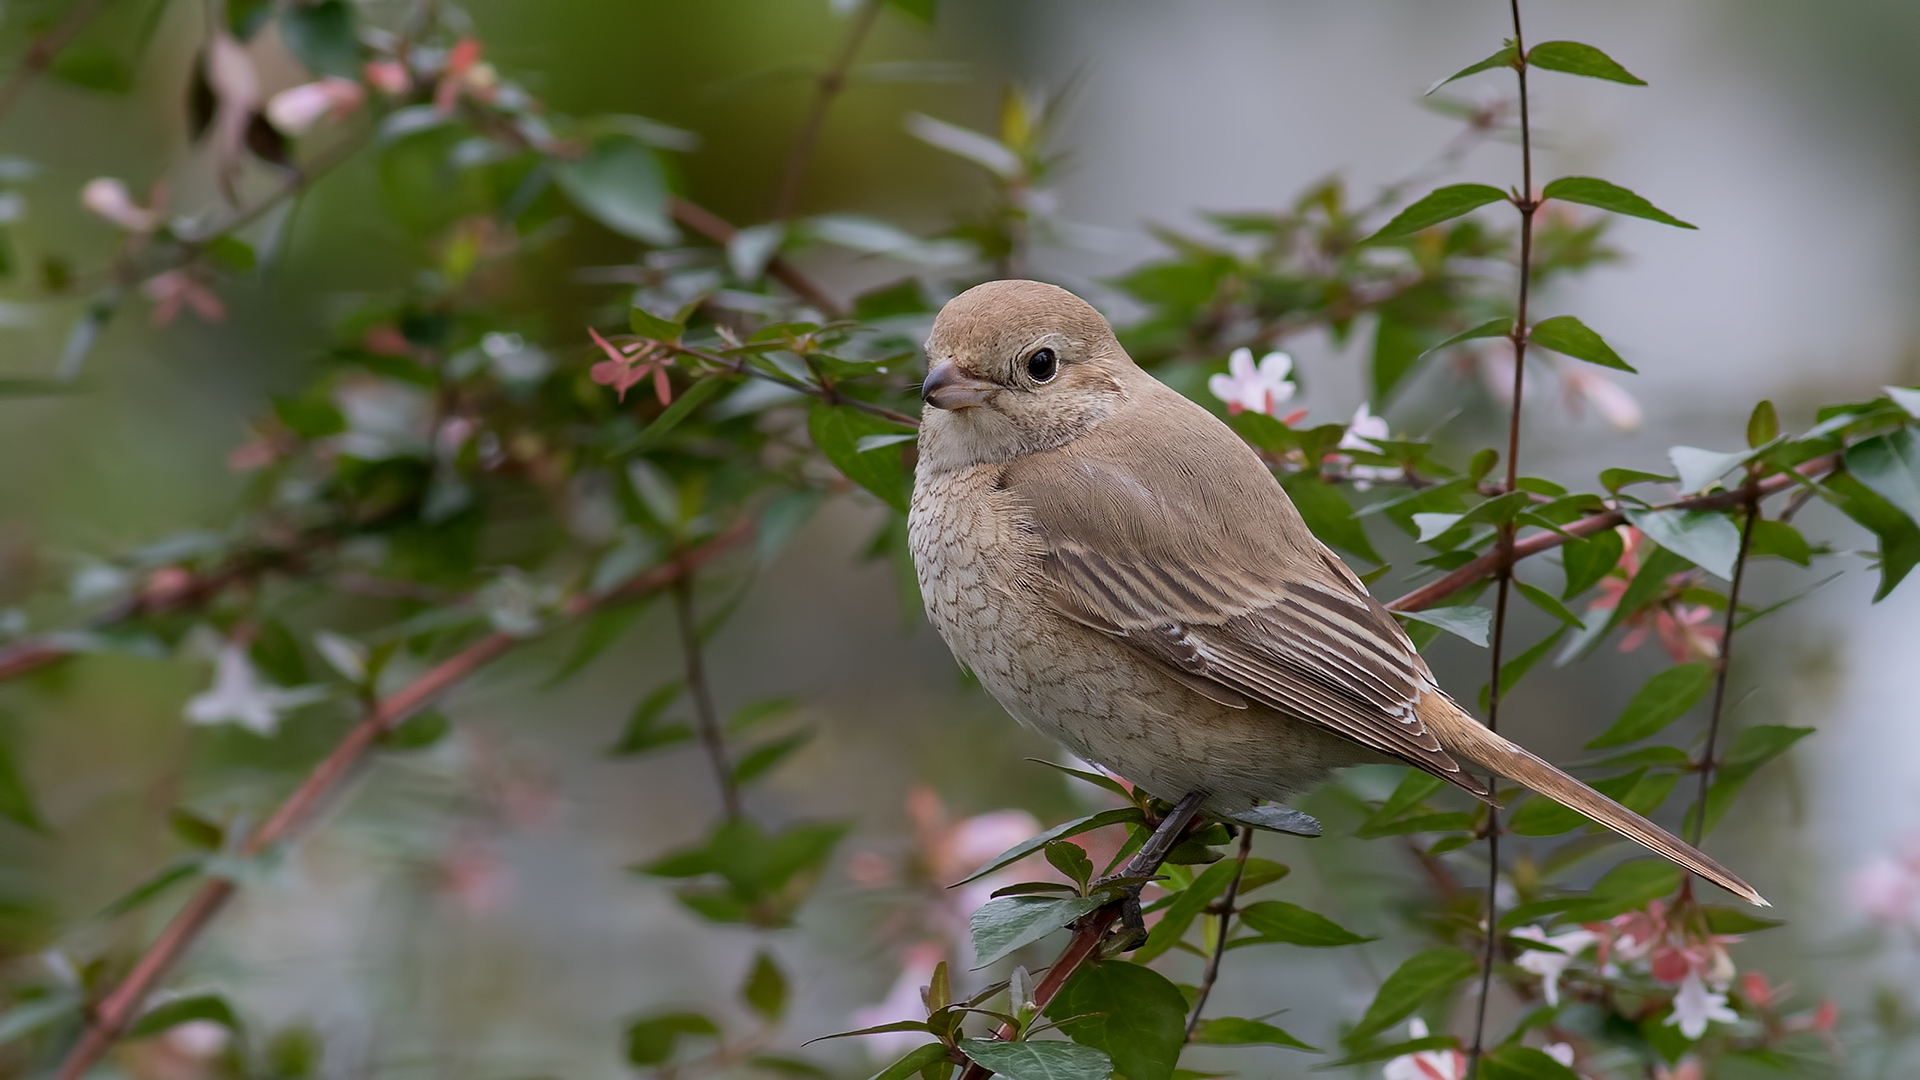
left=1002, top=388, right=1486, bottom=796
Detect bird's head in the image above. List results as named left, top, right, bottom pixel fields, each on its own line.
left=917, top=279, right=1134, bottom=472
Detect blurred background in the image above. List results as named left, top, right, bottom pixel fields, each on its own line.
left=1, top=1, right=1917, bottom=1077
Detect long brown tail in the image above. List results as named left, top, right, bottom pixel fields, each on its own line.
left=1422, top=698, right=1768, bottom=907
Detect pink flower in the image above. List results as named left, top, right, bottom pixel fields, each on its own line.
left=1655, top=1060, right=1703, bottom=1080
left=142, top=268, right=225, bottom=325
left=1382, top=1019, right=1464, bottom=1080
left=437, top=834, right=510, bottom=915
left=81, top=177, right=162, bottom=232
left=434, top=38, right=497, bottom=114
left=1562, top=365, right=1642, bottom=431
left=365, top=59, right=412, bottom=95
left=1208, top=347, right=1296, bottom=416
left=1848, top=851, right=1920, bottom=925
left=265, top=76, right=366, bottom=135
left=587, top=327, right=674, bottom=405
left=1583, top=528, right=1721, bottom=663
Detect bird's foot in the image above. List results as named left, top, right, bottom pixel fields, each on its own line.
left=1090, top=790, right=1208, bottom=952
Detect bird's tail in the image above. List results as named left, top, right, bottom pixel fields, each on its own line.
left=1421, top=697, right=1768, bottom=908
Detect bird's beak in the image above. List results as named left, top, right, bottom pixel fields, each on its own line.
left=921, top=361, right=998, bottom=411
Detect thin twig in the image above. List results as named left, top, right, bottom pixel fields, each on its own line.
left=670, top=197, right=846, bottom=318
left=52, top=521, right=753, bottom=1080
left=772, top=0, right=885, bottom=221
left=1688, top=476, right=1760, bottom=846
left=1185, top=826, right=1255, bottom=1040
left=1469, top=3, right=1533, bottom=1069
left=673, top=574, right=741, bottom=819
left=0, top=0, right=112, bottom=124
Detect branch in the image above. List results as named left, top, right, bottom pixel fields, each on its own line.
left=670, top=197, right=846, bottom=318
left=1689, top=476, right=1760, bottom=846
left=673, top=575, right=741, bottom=819
left=0, top=0, right=111, bottom=125
left=52, top=520, right=754, bottom=1080
left=1185, top=826, right=1254, bottom=1040
left=1385, top=453, right=1841, bottom=614
left=772, top=0, right=884, bottom=221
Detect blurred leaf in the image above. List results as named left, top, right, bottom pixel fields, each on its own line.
left=1426, top=44, right=1517, bottom=95
left=743, top=952, right=788, bottom=1020
left=611, top=681, right=689, bottom=756
left=1515, top=582, right=1585, bottom=628
left=1415, top=317, right=1511, bottom=366
left=731, top=697, right=801, bottom=733
left=1824, top=472, right=1920, bottom=600
left=556, top=137, right=678, bottom=245
left=970, top=895, right=1102, bottom=966
left=752, top=1055, right=834, bottom=1079
left=1478, top=626, right=1568, bottom=712
left=1189, top=1017, right=1315, bottom=1051
left=1586, top=663, right=1713, bottom=748
left=615, top=378, right=728, bottom=458
left=1702, top=905, right=1785, bottom=934
left=810, top=403, right=914, bottom=513
left=0, top=736, right=45, bottom=832
left=1885, top=385, right=1920, bottom=419
left=1693, top=725, right=1815, bottom=836
left=884, top=0, right=938, bottom=26
left=1359, top=770, right=1448, bottom=838
left=1394, top=605, right=1490, bottom=647
left=1370, top=313, right=1428, bottom=405
left=956, top=807, right=1144, bottom=886
left=906, top=113, right=1017, bottom=177
left=1560, top=860, right=1683, bottom=922
left=169, top=808, right=224, bottom=851
left=1281, top=474, right=1380, bottom=563
left=1365, top=184, right=1508, bottom=243
left=1319, top=1034, right=1460, bottom=1068
left=1237, top=900, right=1374, bottom=946
left=957, top=1040, right=1110, bottom=1080
left=548, top=600, right=650, bottom=685
left=1046, top=961, right=1189, bottom=1080
left=281, top=0, right=359, bottom=77
left=1528, top=315, right=1634, bottom=372
left=1525, top=42, right=1645, bottom=86
left=629, top=303, right=688, bottom=341
left=734, top=731, right=812, bottom=784
left=854, top=278, right=935, bottom=320
left=97, top=860, right=202, bottom=920
left=1134, top=857, right=1240, bottom=962
left=1480, top=1043, right=1581, bottom=1080
left=1746, top=520, right=1811, bottom=566
left=729, top=222, right=787, bottom=282
left=1626, top=508, right=1740, bottom=581
left=128, top=994, right=239, bottom=1039
left=1845, top=430, right=1920, bottom=525
left=379, top=710, right=450, bottom=751
left=0, top=993, right=81, bottom=1046
left=1347, top=948, right=1478, bottom=1044
left=1541, top=176, right=1692, bottom=229
left=626, top=1013, right=719, bottom=1066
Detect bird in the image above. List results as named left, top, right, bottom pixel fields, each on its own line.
left=906, top=278, right=1764, bottom=907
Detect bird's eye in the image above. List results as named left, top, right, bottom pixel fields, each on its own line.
left=1026, top=348, right=1058, bottom=383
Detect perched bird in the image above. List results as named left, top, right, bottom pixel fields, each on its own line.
left=907, top=279, right=1764, bottom=907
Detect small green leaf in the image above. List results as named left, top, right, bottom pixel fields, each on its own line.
left=1748, top=401, right=1780, bottom=448
left=1525, top=41, right=1646, bottom=86
left=884, top=0, right=937, bottom=25
left=1669, top=445, right=1760, bottom=494
left=1427, top=44, right=1518, bottom=94
left=1415, top=317, right=1512, bottom=364
left=610, top=682, right=691, bottom=756
left=629, top=303, right=688, bottom=342
left=1480, top=1043, right=1581, bottom=1080
left=1528, top=315, right=1635, bottom=372
left=808, top=1021, right=936, bottom=1044
left=1478, top=627, right=1568, bottom=712
left=734, top=731, right=812, bottom=785
left=1046, top=961, right=1189, bottom=1080
left=955, top=807, right=1145, bottom=886
left=1044, top=840, right=1095, bottom=893
left=1600, top=467, right=1675, bottom=492
left=1134, top=858, right=1241, bottom=962
left=0, top=737, right=45, bottom=832
left=1702, top=905, right=1786, bottom=934
left=871, top=1045, right=951, bottom=1080
left=743, top=951, right=788, bottom=1020
left=1586, top=663, right=1714, bottom=748
left=957, top=1039, right=1110, bottom=1080
left=280, top=0, right=360, bottom=77
left=1359, top=770, right=1448, bottom=837
left=810, top=403, right=914, bottom=513
left=1541, top=176, right=1693, bottom=229
left=1515, top=581, right=1585, bottom=629
left=1747, top=519, right=1811, bottom=566
left=378, top=710, right=449, bottom=751
left=556, top=137, right=678, bottom=245
left=1394, top=605, right=1491, bottom=647
left=1626, top=508, right=1741, bottom=581
left=1561, top=528, right=1625, bottom=598
left=614, top=377, right=728, bottom=458
left=1237, top=900, right=1374, bottom=946
left=970, top=896, right=1103, bottom=966
left=128, top=995, right=240, bottom=1040
left=1885, top=385, right=1920, bottom=419
left=1365, top=184, right=1509, bottom=243
left=1846, top=430, right=1920, bottom=525
left=1557, top=860, right=1681, bottom=922
left=1348, top=948, right=1479, bottom=1044
left=1824, top=472, right=1920, bottom=600
left=1189, top=1016, right=1316, bottom=1051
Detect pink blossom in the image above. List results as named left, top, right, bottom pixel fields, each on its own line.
left=265, top=76, right=366, bottom=135
left=1655, top=1060, right=1703, bottom=1080
left=1583, top=528, right=1721, bottom=663
left=1847, top=851, right=1920, bottom=925
left=587, top=327, right=673, bottom=405
left=1208, top=347, right=1296, bottom=416
left=142, top=269, right=226, bottom=326
left=437, top=834, right=510, bottom=915
left=1562, top=365, right=1642, bottom=431
left=364, top=59, right=412, bottom=95
left=80, top=177, right=161, bottom=232
left=1382, top=1019, right=1464, bottom=1080
left=435, top=38, right=497, bottom=114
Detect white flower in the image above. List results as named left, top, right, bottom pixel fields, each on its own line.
left=1382, top=1019, right=1465, bottom=1080
left=184, top=643, right=325, bottom=735
left=1208, top=348, right=1296, bottom=416
left=1338, top=402, right=1403, bottom=489
left=1665, top=970, right=1738, bottom=1040
left=1562, top=365, right=1642, bottom=431
left=80, top=178, right=160, bottom=232
left=1511, top=925, right=1597, bottom=1008
left=165, top=1018, right=231, bottom=1058
left=1544, top=1042, right=1575, bottom=1067
left=265, top=76, right=366, bottom=135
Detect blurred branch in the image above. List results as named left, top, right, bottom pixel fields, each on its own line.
left=673, top=575, right=741, bottom=819
left=0, top=0, right=111, bottom=125
left=51, top=520, right=754, bottom=1080
left=670, top=197, right=846, bottom=318
left=1385, top=453, right=1841, bottom=614
left=772, top=0, right=885, bottom=221
left=1184, top=826, right=1254, bottom=1040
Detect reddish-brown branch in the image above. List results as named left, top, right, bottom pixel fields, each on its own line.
left=52, top=521, right=751, bottom=1080
left=671, top=197, right=845, bottom=318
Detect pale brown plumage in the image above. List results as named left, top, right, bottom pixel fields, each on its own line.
left=907, top=278, right=1765, bottom=907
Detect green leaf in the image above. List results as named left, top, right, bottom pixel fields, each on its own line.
left=1528, top=315, right=1635, bottom=372
left=1541, top=176, right=1693, bottom=229
left=1134, top=858, right=1241, bottom=962
left=1824, top=472, right=1920, bottom=599
left=1282, top=473, right=1381, bottom=563
left=1561, top=529, right=1625, bottom=598
left=1044, top=840, right=1095, bottom=893
left=1702, top=905, right=1785, bottom=934
left=1586, top=663, right=1714, bottom=748
left=610, top=682, right=691, bottom=756
left=1371, top=312, right=1429, bottom=405
left=1748, top=400, right=1780, bottom=447
left=1414, top=316, right=1511, bottom=365
left=1600, top=467, right=1675, bottom=492
left=810, top=403, right=913, bottom=513
left=1237, top=900, right=1374, bottom=946
left=1627, top=508, right=1742, bottom=582
left=0, top=737, right=45, bottom=832
left=1558, top=860, right=1682, bottom=922
left=1318, top=1035, right=1460, bottom=1068
left=1347, top=948, right=1479, bottom=1044
left=810, top=1021, right=937, bottom=1044
left=1188, top=1016, right=1316, bottom=1051
left=555, top=137, right=678, bottom=245
left=1846, top=430, right=1920, bottom=525
left=884, top=0, right=937, bottom=25
left=734, top=731, right=812, bottom=784
left=1669, top=445, right=1759, bottom=494
left=1026, top=758, right=1134, bottom=801
left=957, top=1039, right=1110, bottom=1080
left=1515, top=581, right=1585, bottom=629
left=970, top=895, right=1103, bottom=966
left=378, top=710, right=449, bottom=751
left=1359, top=770, right=1448, bottom=838
left=627, top=1013, right=721, bottom=1066
left=1394, top=605, right=1491, bottom=647
left=280, top=0, right=359, bottom=77
left=0, top=992, right=82, bottom=1046
left=614, top=378, right=728, bottom=458
left=956, top=807, right=1144, bottom=886
left=1746, top=520, right=1811, bottom=566
left=1364, top=184, right=1509, bottom=243
left=743, top=952, right=788, bottom=1020
left=1525, top=42, right=1646, bottom=86
left=128, top=994, right=240, bottom=1039
left=1046, top=961, right=1189, bottom=1080
left=1427, top=44, right=1518, bottom=94
left=1480, top=1043, right=1581, bottom=1080
left=1478, top=627, right=1569, bottom=712
left=1885, top=385, right=1920, bottom=419
left=872, top=1045, right=952, bottom=1080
